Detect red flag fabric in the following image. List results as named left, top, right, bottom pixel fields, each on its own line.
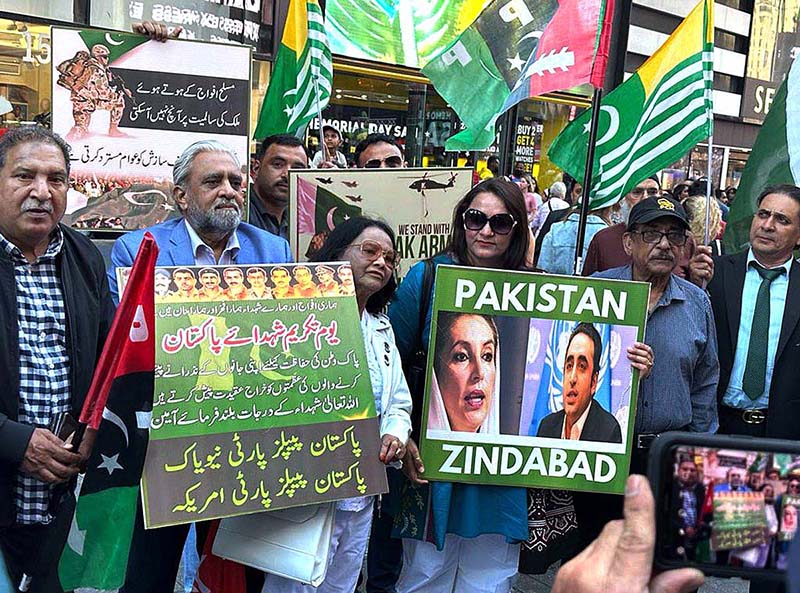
left=79, top=232, right=158, bottom=429
left=502, top=0, right=615, bottom=110
left=192, top=521, right=246, bottom=593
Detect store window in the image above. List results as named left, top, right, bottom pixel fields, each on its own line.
left=724, top=148, right=750, bottom=189
left=90, top=0, right=273, bottom=54
left=307, top=70, right=415, bottom=165
left=0, top=18, right=52, bottom=127
left=512, top=98, right=588, bottom=191
left=0, top=1, right=73, bottom=22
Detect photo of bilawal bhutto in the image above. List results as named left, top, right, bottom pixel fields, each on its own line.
left=535, top=322, right=622, bottom=444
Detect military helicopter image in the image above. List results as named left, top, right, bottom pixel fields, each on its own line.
left=400, top=171, right=458, bottom=197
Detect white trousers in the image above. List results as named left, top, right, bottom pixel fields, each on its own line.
left=261, top=503, right=373, bottom=593
left=396, top=534, right=519, bottom=593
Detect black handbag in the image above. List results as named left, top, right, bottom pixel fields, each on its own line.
left=402, top=258, right=435, bottom=440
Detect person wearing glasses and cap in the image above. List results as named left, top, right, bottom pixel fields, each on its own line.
left=581, top=176, right=713, bottom=287
left=574, top=196, right=720, bottom=553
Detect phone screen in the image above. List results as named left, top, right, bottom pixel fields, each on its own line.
left=661, top=443, right=800, bottom=574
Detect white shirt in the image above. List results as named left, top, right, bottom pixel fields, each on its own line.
left=184, top=220, right=240, bottom=265
left=561, top=402, right=592, bottom=440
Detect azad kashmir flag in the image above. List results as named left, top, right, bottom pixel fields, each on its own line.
left=58, top=235, right=158, bottom=591
left=254, top=0, right=332, bottom=138
left=724, top=55, right=800, bottom=252
left=422, top=0, right=614, bottom=150
left=549, top=0, right=714, bottom=209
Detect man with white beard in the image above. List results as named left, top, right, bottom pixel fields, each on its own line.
left=107, top=139, right=291, bottom=592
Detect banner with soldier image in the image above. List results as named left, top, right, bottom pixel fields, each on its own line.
left=116, top=263, right=387, bottom=528
left=52, top=27, right=250, bottom=232
left=288, top=168, right=471, bottom=279
left=418, top=266, right=649, bottom=494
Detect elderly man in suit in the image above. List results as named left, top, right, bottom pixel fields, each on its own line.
left=708, top=184, right=800, bottom=439
left=109, top=139, right=291, bottom=593
left=535, top=322, right=622, bottom=443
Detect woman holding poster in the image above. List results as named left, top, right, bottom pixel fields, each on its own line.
left=389, top=179, right=542, bottom=593
left=261, top=217, right=412, bottom=593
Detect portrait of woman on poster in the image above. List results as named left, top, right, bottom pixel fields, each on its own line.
left=428, top=312, right=501, bottom=435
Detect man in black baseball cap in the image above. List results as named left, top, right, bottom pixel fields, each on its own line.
left=577, top=195, right=720, bottom=551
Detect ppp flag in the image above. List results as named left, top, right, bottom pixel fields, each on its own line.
left=58, top=234, right=157, bottom=591
left=549, top=0, right=714, bottom=210
left=724, top=55, right=800, bottom=252
left=422, top=0, right=614, bottom=151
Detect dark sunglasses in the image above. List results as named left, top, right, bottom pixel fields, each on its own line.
left=351, top=240, right=399, bottom=267
left=363, top=156, right=403, bottom=168
left=462, top=208, right=517, bottom=235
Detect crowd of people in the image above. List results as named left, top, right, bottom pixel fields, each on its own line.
left=669, top=449, right=800, bottom=572
left=2, top=23, right=800, bottom=593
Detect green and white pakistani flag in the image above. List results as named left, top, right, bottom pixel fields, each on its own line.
left=254, top=0, right=332, bottom=139
left=549, top=0, right=714, bottom=209
left=724, top=56, right=800, bottom=252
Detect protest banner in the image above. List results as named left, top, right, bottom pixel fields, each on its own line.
left=418, top=265, right=648, bottom=494
left=779, top=494, right=800, bottom=542
left=123, top=263, right=387, bottom=528
left=51, top=27, right=250, bottom=232
left=711, top=492, right=770, bottom=551
left=288, top=168, right=471, bottom=279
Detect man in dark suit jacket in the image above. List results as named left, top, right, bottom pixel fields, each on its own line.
left=534, top=323, right=622, bottom=444
left=707, top=184, right=800, bottom=439
left=109, top=140, right=292, bottom=593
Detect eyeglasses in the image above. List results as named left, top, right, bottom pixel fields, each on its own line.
left=630, top=229, right=687, bottom=246
left=630, top=187, right=661, bottom=197
left=462, top=208, right=517, bottom=235
left=351, top=240, right=399, bottom=267
left=363, top=156, right=403, bottom=168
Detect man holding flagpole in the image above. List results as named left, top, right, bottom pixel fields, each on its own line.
left=108, top=139, right=292, bottom=593
left=0, top=126, right=114, bottom=592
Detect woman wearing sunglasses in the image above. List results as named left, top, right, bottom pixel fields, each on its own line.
left=387, top=178, right=563, bottom=593
left=262, top=217, right=412, bottom=593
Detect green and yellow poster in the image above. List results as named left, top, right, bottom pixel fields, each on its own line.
left=132, top=263, right=387, bottom=528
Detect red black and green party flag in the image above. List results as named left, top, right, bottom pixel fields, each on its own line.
left=58, top=234, right=157, bottom=591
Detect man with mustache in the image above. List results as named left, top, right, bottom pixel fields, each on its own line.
left=577, top=196, right=719, bottom=551
left=108, top=139, right=291, bottom=593
left=0, top=127, right=114, bottom=591
left=536, top=323, right=622, bottom=443
left=248, top=134, right=308, bottom=240
left=708, top=184, right=800, bottom=441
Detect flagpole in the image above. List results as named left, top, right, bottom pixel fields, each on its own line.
left=573, top=87, right=603, bottom=275
left=703, top=134, right=714, bottom=245
left=312, top=75, right=326, bottom=162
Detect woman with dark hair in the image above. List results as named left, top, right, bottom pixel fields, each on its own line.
left=672, top=182, right=690, bottom=202
left=262, top=217, right=412, bottom=593
left=388, top=178, right=574, bottom=592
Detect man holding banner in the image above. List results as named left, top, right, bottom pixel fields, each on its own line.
left=0, top=127, right=114, bottom=591
left=578, top=196, right=719, bottom=549
left=109, top=139, right=292, bottom=593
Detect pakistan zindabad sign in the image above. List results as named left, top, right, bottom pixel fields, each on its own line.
left=420, top=266, right=649, bottom=494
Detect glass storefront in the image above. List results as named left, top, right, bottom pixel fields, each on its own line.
left=0, top=18, right=52, bottom=127
left=661, top=144, right=751, bottom=191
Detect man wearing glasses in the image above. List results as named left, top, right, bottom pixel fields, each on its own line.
left=577, top=197, right=720, bottom=550
left=354, top=133, right=406, bottom=169
left=708, top=185, right=800, bottom=441
left=582, top=176, right=712, bottom=287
